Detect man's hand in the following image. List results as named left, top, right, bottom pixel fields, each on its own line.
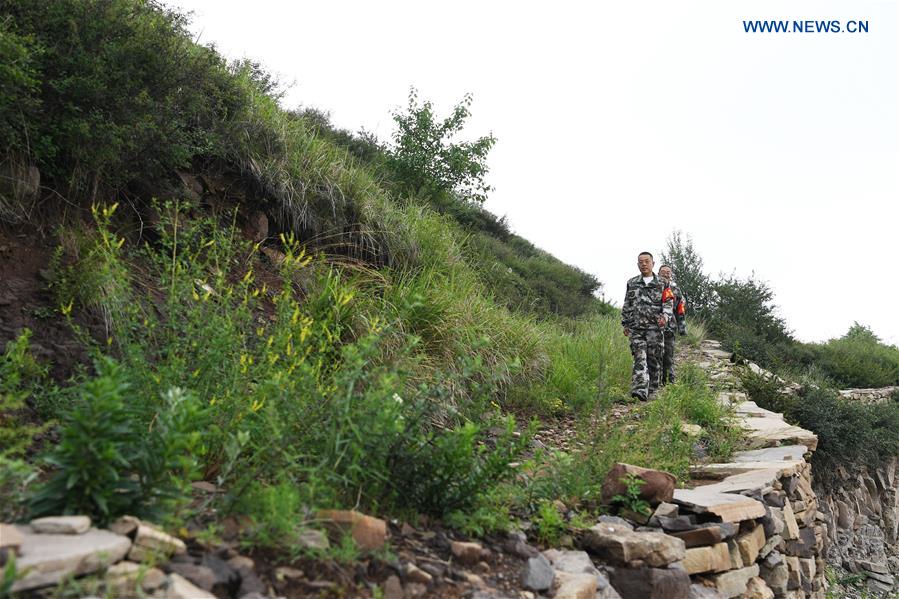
left=623, top=327, right=630, bottom=337
left=658, top=315, right=668, bottom=328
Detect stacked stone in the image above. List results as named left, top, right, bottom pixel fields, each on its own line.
left=837, top=386, right=898, bottom=405
left=751, top=461, right=828, bottom=599
left=587, top=463, right=826, bottom=598
left=818, top=457, right=898, bottom=595
left=0, top=515, right=240, bottom=597
left=573, top=339, right=829, bottom=599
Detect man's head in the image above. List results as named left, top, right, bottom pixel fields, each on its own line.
left=659, top=265, right=674, bottom=281
left=637, top=252, right=654, bottom=276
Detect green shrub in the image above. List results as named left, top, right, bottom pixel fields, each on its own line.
left=29, top=358, right=203, bottom=524
left=611, top=474, right=650, bottom=516
left=235, top=480, right=306, bottom=551
left=739, top=369, right=794, bottom=415
left=2, top=0, right=248, bottom=198
left=0, top=457, right=38, bottom=522
left=0, top=329, right=44, bottom=459
left=533, top=499, right=566, bottom=545
left=813, top=324, right=899, bottom=388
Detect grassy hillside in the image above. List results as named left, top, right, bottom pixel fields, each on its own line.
left=0, top=0, right=741, bottom=546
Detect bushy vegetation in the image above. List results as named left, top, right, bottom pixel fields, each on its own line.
left=742, top=369, right=899, bottom=487
left=662, top=231, right=899, bottom=389
left=0, top=330, right=44, bottom=458
left=667, top=231, right=898, bottom=485
left=0, top=0, right=246, bottom=199
left=37, top=205, right=535, bottom=522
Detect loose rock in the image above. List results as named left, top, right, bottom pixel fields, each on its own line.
left=451, top=540, right=488, bottom=565
left=129, top=522, right=186, bottom=562
left=521, top=554, right=554, bottom=591
left=582, top=522, right=685, bottom=567
left=553, top=570, right=597, bottom=599
left=11, top=526, right=131, bottom=592
left=317, top=509, right=388, bottom=550
left=30, top=516, right=92, bottom=535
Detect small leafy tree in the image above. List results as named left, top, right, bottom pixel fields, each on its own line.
left=661, top=230, right=714, bottom=319
left=387, top=87, right=496, bottom=204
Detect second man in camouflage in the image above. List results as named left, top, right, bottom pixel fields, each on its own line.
left=658, top=264, right=687, bottom=386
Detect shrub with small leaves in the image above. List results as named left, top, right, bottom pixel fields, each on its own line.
left=0, top=329, right=45, bottom=458
left=29, top=358, right=203, bottom=524
left=611, top=473, right=651, bottom=516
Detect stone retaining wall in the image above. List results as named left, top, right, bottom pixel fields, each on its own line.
left=816, top=457, right=898, bottom=595
left=676, top=340, right=826, bottom=598
left=837, top=387, right=898, bottom=405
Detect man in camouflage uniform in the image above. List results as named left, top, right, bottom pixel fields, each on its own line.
left=621, top=252, right=674, bottom=401
left=658, top=265, right=687, bottom=386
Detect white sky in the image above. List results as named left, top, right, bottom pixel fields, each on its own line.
left=169, top=0, right=899, bottom=344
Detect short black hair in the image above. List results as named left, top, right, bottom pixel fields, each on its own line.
left=659, top=264, right=672, bottom=270
left=638, top=251, right=653, bottom=260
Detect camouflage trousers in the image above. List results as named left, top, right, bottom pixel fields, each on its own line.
left=661, top=330, right=676, bottom=386
left=629, top=328, right=663, bottom=400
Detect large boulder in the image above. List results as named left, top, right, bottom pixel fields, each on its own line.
left=602, top=463, right=676, bottom=506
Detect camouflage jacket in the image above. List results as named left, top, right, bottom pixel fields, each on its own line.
left=662, top=280, right=687, bottom=335
left=621, top=273, right=675, bottom=331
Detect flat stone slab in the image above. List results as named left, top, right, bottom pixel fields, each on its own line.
left=691, top=446, right=809, bottom=480
left=739, top=416, right=818, bottom=451
left=731, top=445, right=808, bottom=463
left=673, top=489, right=766, bottom=523
left=11, top=526, right=131, bottom=592
left=733, top=401, right=782, bottom=419
left=693, top=469, right=784, bottom=495
left=30, top=515, right=92, bottom=535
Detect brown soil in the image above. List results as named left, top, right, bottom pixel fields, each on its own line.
left=0, top=224, right=94, bottom=382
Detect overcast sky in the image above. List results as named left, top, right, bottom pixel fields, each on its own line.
left=169, top=0, right=898, bottom=344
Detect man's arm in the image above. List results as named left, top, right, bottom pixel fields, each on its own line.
left=621, top=283, right=633, bottom=335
